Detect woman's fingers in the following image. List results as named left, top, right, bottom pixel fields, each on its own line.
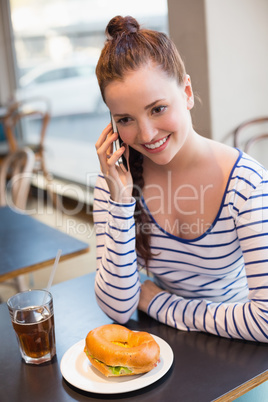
left=96, top=123, right=128, bottom=172
left=106, top=145, right=126, bottom=168
left=96, top=126, right=117, bottom=167
left=95, top=123, right=112, bottom=150
left=95, top=124, right=133, bottom=202
left=138, top=280, right=162, bottom=313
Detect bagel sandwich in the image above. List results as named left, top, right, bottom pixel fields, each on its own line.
left=84, top=324, right=160, bottom=377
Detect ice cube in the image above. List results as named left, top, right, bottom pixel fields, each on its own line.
left=33, top=306, right=50, bottom=322
left=14, top=306, right=50, bottom=324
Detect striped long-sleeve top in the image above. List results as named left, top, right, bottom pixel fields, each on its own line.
left=93, top=150, right=268, bottom=342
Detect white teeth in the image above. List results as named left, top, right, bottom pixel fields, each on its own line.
left=144, top=136, right=169, bottom=149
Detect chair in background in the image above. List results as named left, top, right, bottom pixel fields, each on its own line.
left=3, top=98, right=51, bottom=177
left=233, top=117, right=268, bottom=148
left=232, top=117, right=268, bottom=168
left=0, top=147, right=35, bottom=292
left=0, top=147, right=35, bottom=210
left=2, top=98, right=59, bottom=206
left=245, top=133, right=268, bottom=153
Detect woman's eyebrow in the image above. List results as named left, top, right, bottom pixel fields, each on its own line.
left=144, top=99, right=166, bottom=110
left=113, top=99, right=166, bottom=118
left=113, top=113, right=131, bottom=118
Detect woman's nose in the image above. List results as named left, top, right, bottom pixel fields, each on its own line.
left=137, top=121, right=158, bottom=144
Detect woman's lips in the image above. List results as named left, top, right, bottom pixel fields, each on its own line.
left=142, top=134, right=171, bottom=153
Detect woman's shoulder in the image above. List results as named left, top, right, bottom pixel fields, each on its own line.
left=207, top=140, right=268, bottom=185
left=199, top=138, right=240, bottom=182
left=206, top=138, right=267, bottom=172
left=206, top=138, right=239, bottom=164
left=232, top=151, right=268, bottom=189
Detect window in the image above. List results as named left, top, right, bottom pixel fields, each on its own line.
left=9, top=0, right=168, bottom=185
left=33, top=69, right=70, bottom=84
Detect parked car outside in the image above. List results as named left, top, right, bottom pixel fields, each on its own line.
left=15, top=58, right=107, bottom=117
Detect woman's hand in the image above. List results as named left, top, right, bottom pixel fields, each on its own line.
left=138, top=280, right=163, bottom=313
left=95, top=123, right=133, bottom=202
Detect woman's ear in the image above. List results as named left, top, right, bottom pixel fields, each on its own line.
left=184, top=74, right=194, bottom=110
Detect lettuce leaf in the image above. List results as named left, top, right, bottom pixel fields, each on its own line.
left=109, top=366, right=132, bottom=375
left=89, top=354, right=132, bottom=375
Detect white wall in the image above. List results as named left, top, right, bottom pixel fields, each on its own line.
left=205, top=0, right=268, bottom=142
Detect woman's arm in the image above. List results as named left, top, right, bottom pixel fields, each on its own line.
left=93, top=175, right=140, bottom=323
left=139, top=165, right=268, bottom=342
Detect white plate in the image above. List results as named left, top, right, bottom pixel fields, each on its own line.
left=60, top=334, right=173, bottom=394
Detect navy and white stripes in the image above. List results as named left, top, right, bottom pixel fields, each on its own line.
left=93, top=151, right=268, bottom=342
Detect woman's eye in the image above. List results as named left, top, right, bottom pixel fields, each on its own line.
left=118, top=117, right=131, bottom=125
left=152, top=105, right=167, bottom=114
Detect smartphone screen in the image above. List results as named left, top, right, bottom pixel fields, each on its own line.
left=111, top=114, right=128, bottom=172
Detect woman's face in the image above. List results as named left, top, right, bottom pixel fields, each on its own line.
left=105, top=63, right=194, bottom=166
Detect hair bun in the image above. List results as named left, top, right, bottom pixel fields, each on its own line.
left=106, top=15, right=140, bottom=39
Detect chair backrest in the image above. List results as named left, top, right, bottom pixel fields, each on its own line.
left=244, top=133, right=268, bottom=169
left=2, top=98, right=51, bottom=152
left=232, top=117, right=268, bottom=168
left=233, top=117, right=268, bottom=149
left=0, top=147, right=35, bottom=210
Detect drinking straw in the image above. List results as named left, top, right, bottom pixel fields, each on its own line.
left=43, top=249, right=62, bottom=303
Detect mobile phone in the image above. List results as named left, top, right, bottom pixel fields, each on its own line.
left=111, top=114, right=128, bottom=172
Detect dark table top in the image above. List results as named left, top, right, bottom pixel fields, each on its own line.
left=0, top=206, right=89, bottom=281
left=1, top=273, right=268, bottom=402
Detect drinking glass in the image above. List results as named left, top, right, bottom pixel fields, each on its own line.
left=7, top=289, right=56, bottom=364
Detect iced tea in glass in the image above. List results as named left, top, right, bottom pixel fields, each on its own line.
left=7, top=289, right=56, bottom=364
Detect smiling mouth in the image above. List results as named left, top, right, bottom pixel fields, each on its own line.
left=143, top=135, right=170, bottom=150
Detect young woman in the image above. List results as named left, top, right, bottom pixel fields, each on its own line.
left=93, top=15, right=268, bottom=342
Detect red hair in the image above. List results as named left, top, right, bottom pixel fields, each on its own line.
left=96, top=15, right=186, bottom=101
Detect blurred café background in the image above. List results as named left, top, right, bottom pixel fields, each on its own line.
left=0, top=0, right=170, bottom=302
left=0, top=1, right=267, bottom=399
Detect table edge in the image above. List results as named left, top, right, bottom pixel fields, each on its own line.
left=0, top=246, right=89, bottom=281
left=213, top=370, right=268, bottom=402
